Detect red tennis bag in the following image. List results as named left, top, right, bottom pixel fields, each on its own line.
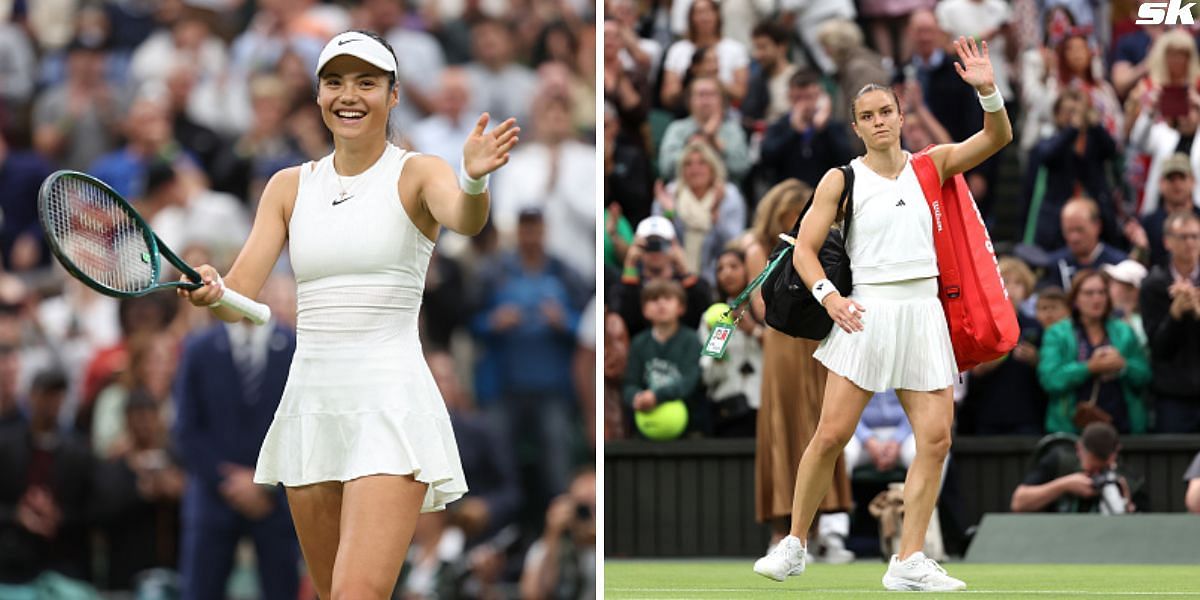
left=911, top=149, right=1020, bottom=372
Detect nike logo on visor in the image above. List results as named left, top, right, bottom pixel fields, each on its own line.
left=337, top=39, right=358, bottom=46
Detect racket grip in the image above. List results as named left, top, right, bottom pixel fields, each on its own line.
left=217, top=288, right=271, bottom=325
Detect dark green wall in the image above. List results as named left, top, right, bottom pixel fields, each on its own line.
left=604, top=436, right=1200, bottom=558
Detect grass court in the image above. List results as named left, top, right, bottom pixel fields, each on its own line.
left=605, top=560, right=1200, bottom=599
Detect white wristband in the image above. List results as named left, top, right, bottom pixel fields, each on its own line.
left=459, top=160, right=489, bottom=195
left=978, top=89, right=1004, bottom=113
left=812, top=278, right=836, bottom=305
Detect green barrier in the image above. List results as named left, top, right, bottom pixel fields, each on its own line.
left=965, top=513, right=1200, bottom=564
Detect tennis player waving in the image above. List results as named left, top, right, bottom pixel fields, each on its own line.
left=180, top=31, right=518, bottom=599
left=753, top=36, right=1011, bottom=591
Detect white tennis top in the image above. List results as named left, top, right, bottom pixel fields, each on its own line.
left=846, top=155, right=939, bottom=285
left=254, top=143, right=467, bottom=511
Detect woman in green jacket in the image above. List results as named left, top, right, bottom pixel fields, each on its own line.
left=1038, top=269, right=1151, bottom=433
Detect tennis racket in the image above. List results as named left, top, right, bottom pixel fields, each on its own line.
left=37, top=170, right=270, bottom=325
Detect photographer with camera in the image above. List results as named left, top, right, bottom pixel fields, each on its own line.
left=617, top=216, right=714, bottom=338
left=520, top=468, right=596, bottom=600
left=1011, top=423, right=1141, bottom=514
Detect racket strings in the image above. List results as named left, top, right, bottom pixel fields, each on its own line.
left=44, top=177, right=155, bottom=293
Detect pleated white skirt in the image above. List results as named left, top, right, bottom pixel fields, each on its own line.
left=254, top=303, right=467, bottom=513
left=812, top=277, right=957, bottom=393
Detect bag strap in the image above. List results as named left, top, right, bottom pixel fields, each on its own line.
left=911, top=150, right=961, bottom=300
left=787, top=165, right=855, bottom=235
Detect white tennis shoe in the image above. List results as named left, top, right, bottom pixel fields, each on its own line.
left=753, top=535, right=806, bottom=581
left=881, top=551, right=966, bottom=591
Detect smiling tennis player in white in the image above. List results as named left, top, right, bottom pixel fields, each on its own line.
left=180, top=30, right=519, bottom=599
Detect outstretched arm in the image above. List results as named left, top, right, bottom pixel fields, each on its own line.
left=421, top=113, right=520, bottom=236
left=928, top=37, right=1014, bottom=182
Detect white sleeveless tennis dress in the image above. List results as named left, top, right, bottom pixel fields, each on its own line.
left=811, top=154, right=958, bottom=393
left=254, top=143, right=468, bottom=512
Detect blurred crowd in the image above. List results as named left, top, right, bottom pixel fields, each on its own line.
left=603, top=0, right=1200, bottom=445
left=0, top=0, right=595, bottom=598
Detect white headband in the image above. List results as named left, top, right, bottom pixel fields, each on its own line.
left=315, top=31, right=397, bottom=78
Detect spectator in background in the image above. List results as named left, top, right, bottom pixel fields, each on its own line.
left=91, top=331, right=177, bottom=460
left=1102, top=260, right=1149, bottom=349
left=604, top=308, right=631, bottom=441
left=471, top=208, right=585, bottom=500
left=1109, top=16, right=1166, bottom=100
left=603, top=18, right=650, bottom=141
left=618, top=216, right=714, bottom=337
left=742, top=21, right=798, bottom=128
left=426, top=352, right=521, bottom=544
left=1011, top=422, right=1138, bottom=513
left=410, top=67, right=476, bottom=170
left=163, top=62, right=224, bottom=175
left=1128, top=87, right=1200, bottom=220
left=466, top=18, right=538, bottom=128
left=492, top=92, right=596, bottom=281
left=90, top=93, right=196, bottom=201
left=172, top=318, right=300, bottom=600
left=355, top=0, right=446, bottom=133
left=604, top=101, right=654, bottom=228
left=658, top=77, right=751, bottom=183
left=623, top=279, right=703, bottom=437
left=895, top=75, right=954, bottom=152
left=422, top=250, right=467, bottom=352
left=0, top=370, right=94, bottom=584
left=76, top=296, right=176, bottom=436
left=1039, top=269, right=1150, bottom=435
left=776, top=0, right=857, bottom=76
left=962, top=257, right=1047, bottom=435
left=210, top=74, right=306, bottom=205
left=660, top=0, right=750, bottom=110
left=857, top=0, right=931, bottom=72
left=1042, top=197, right=1128, bottom=290
left=936, top=0, right=1017, bottom=102
left=94, top=393, right=185, bottom=592
left=1186, top=451, right=1200, bottom=513
left=608, top=0, right=660, bottom=90
left=0, top=320, right=23, bottom=429
left=1035, top=286, right=1072, bottom=329
left=32, top=35, right=124, bottom=172
left=815, top=19, right=889, bottom=129
left=1022, top=90, right=1119, bottom=252
left=520, top=468, right=596, bottom=600
left=1139, top=212, right=1200, bottom=433
left=1127, top=155, right=1200, bottom=269
left=0, top=132, right=54, bottom=272
left=905, top=9, right=982, bottom=144
left=698, top=248, right=763, bottom=438
left=652, top=141, right=747, bottom=285
left=760, top=69, right=852, bottom=189
left=129, top=5, right=227, bottom=90
left=0, top=15, right=36, bottom=124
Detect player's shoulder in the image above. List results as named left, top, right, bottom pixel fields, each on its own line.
left=815, top=165, right=850, bottom=199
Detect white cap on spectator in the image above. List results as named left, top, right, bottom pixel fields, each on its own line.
left=315, top=31, right=397, bottom=77
left=1102, top=260, right=1148, bottom=288
left=635, top=216, right=676, bottom=240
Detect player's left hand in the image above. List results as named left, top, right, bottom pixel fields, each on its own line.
left=463, top=113, right=520, bottom=180
left=952, top=36, right=996, bottom=93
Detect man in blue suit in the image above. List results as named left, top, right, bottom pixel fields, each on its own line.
left=173, top=319, right=299, bottom=600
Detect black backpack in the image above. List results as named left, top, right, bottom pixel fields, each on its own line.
left=762, top=165, right=855, bottom=339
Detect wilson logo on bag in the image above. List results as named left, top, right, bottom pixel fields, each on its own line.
left=911, top=150, right=1020, bottom=372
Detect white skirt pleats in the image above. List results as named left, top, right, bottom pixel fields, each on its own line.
left=812, top=277, right=957, bottom=393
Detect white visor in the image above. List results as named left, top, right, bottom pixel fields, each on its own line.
left=315, top=31, right=397, bottom=78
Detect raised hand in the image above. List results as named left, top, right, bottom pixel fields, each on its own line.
left=462, top=113, right=520, bottom=180
left=952, top=36, right=996, bottom=94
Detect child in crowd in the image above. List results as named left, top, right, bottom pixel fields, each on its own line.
left=624, top=279, right=703, bottom=439
left=1036, top=287, right=1071, bottom=330
left=699, top=248, right=763, bottom=437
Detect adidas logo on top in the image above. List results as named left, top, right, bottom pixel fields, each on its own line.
left=896, top=199, right=906, bottom=207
